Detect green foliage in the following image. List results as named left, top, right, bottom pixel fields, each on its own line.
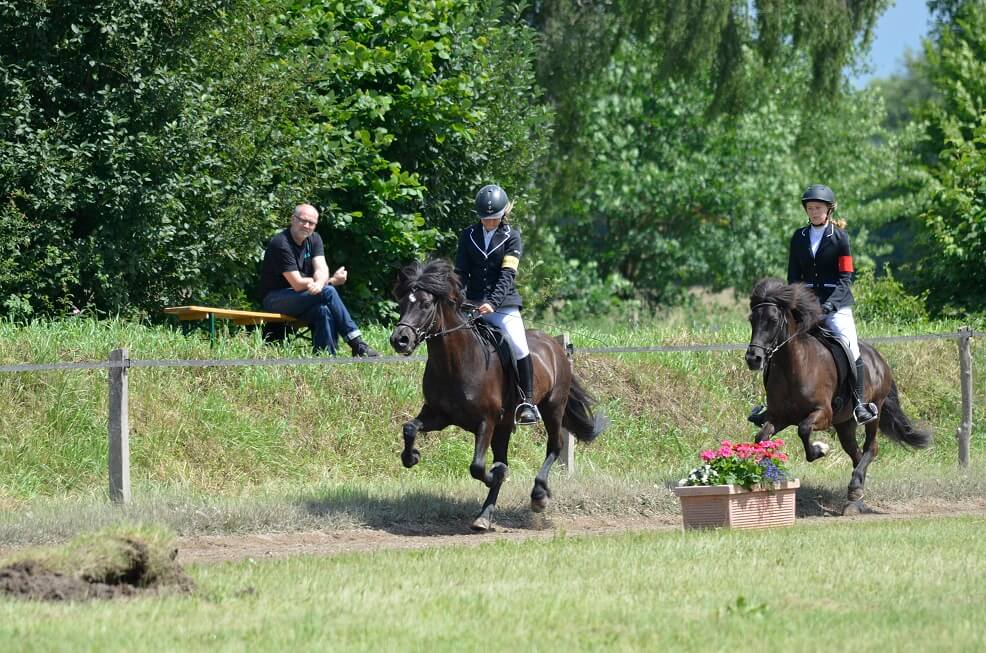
left=912, top=1, right=986, bottom=313
left=529, top=20, right=914, bottom=308
left=853, top=267, right=929, bottom=324
left=0, top=0, right=549, bottom=321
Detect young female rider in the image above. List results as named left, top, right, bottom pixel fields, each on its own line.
left=454, top=184, right=540, bottom=425
left=752, top=183, right=878, bottom=426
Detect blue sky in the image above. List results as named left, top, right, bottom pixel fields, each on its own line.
left=852, top=0, right=932, bottom=87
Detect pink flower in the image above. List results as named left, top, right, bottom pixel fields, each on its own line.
left=700, top=450, right=716, bottom=462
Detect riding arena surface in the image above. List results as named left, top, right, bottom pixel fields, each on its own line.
left=174, top=495, right=986, bottom=565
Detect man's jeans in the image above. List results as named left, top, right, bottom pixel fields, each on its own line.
left=263, top=286, right=361, bottom=354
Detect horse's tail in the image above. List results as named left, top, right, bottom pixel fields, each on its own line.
left=879, top=381, right=933, bottom=449
left=563, top=375, right=609, bottom=443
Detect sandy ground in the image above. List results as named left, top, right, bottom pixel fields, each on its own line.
left=174, top=497, right=986, bottom=565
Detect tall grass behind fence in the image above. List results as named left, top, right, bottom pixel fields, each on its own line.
left=0, top=316, right=982, bottom=504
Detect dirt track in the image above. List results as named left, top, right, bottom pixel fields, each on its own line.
left=175, top=498, right=986, bottom=566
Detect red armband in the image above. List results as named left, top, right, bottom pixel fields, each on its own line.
left=838, top=256, right=854, bottom=273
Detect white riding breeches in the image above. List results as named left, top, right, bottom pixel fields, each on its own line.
left=823, top=307, right=861, bottom=361
left=480, top=306, right=530, bottom=359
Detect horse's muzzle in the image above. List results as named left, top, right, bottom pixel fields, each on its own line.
left=745, top=347, right=764, bottom=371
left=390, top=325, right=417, bottom=356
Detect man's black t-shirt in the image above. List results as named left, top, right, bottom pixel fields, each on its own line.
left=259, top=229, right=325, bottom=298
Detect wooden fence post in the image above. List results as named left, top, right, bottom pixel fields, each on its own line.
left=108, top=348, right=131, bottom=503
left=558, top=333, right=576, bottom=476
left=956, top=326, right=973, bottom=468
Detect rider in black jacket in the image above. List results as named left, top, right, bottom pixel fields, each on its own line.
left=751, top=184, right=878, bottom=426
left=454, top=184, right=540, bottom=425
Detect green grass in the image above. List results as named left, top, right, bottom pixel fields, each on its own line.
left=1, top=516, right=984, bottom=652
left=0, top=314, right=983, bottom=531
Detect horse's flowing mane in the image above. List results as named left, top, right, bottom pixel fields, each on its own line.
left=750, top=278, right=823, bottom=329
left=393, top=258, right=462, bottom=305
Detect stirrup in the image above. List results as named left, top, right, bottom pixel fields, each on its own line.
left=514, top=402, right=541, bottom=426
left=854, top=402, right=878, bottom=425
left=748, top=404, right=768, bottom=428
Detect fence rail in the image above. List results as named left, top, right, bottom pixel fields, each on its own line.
left=0, top=329, right=979, bottom=502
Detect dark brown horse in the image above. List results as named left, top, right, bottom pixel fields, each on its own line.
left=390, top=259, right=607, bottom=530
left=745, top=278, right=932, bottom=514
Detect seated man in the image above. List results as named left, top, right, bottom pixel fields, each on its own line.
left=260, top=203, right=379, bottom=356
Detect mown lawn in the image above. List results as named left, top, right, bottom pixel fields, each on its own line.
left=1, top=515, right=983, bottom=652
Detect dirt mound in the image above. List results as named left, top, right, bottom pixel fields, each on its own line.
left=0, top=535, right=193, bottom=602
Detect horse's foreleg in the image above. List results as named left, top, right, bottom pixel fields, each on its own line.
left=798, top=409, right=831, bottom=462
left=401, top=405, right=448, bottom=468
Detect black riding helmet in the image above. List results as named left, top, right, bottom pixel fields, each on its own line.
left=475, top=184, right=509, bottom=218
left=801, top=184, right=836, bottom=207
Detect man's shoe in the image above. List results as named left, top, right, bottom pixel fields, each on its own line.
left=748, top=404, right=768, bottom=427
left=853, top=402, right=878, bottom=425
left=350, top=338, right=380, bottom=357
left=515, top=402, right=541, bottom=426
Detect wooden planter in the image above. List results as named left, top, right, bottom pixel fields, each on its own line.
left=672, top=480, right=800, bottom=530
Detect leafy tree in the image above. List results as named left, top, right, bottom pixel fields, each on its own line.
left=522, top=15, right=915, bottom=308
left=911, top=0, right=986, bottom=312
left=520, top=0, right=910, bottom=314
left=0, top=0, right=549, bottom=320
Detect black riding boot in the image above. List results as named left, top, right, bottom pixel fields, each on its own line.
left=853, top=357, right=878, bottom=424
left=515, top=355, right=541, bottom=425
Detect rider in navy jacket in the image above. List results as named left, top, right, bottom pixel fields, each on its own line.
left=455, top=222, right=523, bottom=311
left=787, top=219, right=855, bottom=313
left=751, top=184, right=878, bottom=426
left=454, top=184, right=539, bottom=425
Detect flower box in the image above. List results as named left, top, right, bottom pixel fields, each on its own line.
left=673, top=480, right=800, bottom=530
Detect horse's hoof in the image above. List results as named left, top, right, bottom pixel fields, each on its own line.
left=847, top=487, right=864, bottom=502
left=812, top=441, right=830, bottom=457
left=470, top=516, right=493, bottom=532
left=842, top=500, right=868, bottom=516
left=530, top=493, right=548, bottom=513
left=401, top=448, right=420, bottom=468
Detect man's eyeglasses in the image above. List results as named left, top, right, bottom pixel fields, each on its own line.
left=294, top=216, right=318, bottom=227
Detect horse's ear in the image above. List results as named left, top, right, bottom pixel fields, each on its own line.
left=392, top=262, right=416, bottom=300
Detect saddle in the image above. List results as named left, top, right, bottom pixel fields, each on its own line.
left=473, top=319, right=521, bottom=397
left=810, top=326, right=856, bottom=414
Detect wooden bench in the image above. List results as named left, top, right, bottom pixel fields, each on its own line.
left=164, top=305, right=307, bottom=346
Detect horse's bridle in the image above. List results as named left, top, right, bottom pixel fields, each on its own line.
left=748, top=301, right=803, bottom=366
left=395, top=289, right=477, bottom=350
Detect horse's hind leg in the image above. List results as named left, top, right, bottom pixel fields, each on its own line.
left=531, top=409, right=564, bottom=513
left=843, top=420, right=880, bottom=515
left=401, top=404, right=448, bottom=468
left=471, top=420, right=507, bottom=531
